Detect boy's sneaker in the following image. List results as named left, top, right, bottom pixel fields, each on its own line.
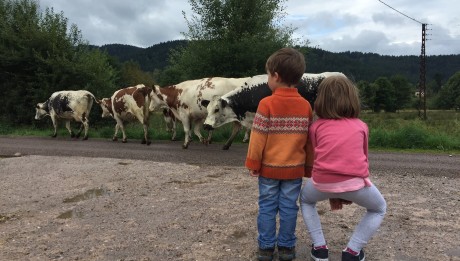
left=311, top=244, right=329, bottom=261
left=278, top=246, right=296, bottom=261
left=342, top=248, right=365, bottom=261
left=257, top=247, right=274, bottom=261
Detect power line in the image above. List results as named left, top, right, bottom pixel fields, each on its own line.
left=377, top=0, right=423, bottom=25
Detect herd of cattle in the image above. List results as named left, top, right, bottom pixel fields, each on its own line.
left=34, top=72, right=345, bottom=150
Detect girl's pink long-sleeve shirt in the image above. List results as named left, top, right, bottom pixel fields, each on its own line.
left=309, top=118, right=370, bottom=185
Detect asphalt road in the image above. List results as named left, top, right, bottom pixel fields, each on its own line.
left=0, top=136, right=458, bottom=177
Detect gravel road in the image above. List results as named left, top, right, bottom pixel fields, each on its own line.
left=0, top=136, right=459, bottom=260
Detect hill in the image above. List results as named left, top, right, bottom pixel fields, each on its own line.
left=97, top=41, right=460, bottom=84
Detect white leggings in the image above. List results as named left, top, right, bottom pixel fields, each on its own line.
left=300, top=180, right=386, bottom=252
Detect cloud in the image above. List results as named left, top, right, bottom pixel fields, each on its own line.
left=37, top=0, right=459, bottom=55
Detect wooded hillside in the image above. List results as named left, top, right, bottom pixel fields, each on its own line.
left=97, top=40, right=460, bottom=84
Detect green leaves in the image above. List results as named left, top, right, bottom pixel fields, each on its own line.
left=164, top=0, right=294, bottom=82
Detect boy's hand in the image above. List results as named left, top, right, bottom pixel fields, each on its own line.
left=249, top=170, right=259, bottom=177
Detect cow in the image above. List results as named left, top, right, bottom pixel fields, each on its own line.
left=99, top=84, right=154, bottom=145
left=35, top=90, right=99, bottom=140
left=150, top=77, right=251, bottom=149
left=201, top=72, right=346, bottom=149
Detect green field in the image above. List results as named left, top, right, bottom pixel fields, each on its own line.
left=1, top=110, right=459, bottom=154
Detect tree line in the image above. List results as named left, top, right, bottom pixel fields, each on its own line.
left=1, top=0, right=458, bottom=127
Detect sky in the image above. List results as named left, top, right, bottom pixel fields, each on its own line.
left=38, top=0, right=460, bottom=56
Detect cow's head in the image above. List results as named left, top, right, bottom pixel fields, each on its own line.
left=149, top=85, right=169, bottom=112
left=202, top=96, right=237, bottom=130
left=99, top=98, right=113, bottom=118
left=34, top=102, right=49, bottom=120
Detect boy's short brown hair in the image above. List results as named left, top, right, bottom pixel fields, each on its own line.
left=315, top=75, right=361, bottom=119
left=265, top=48, right=306, bottom=86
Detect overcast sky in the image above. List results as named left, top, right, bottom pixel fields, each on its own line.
left=38, top=0, right=460, bottom=56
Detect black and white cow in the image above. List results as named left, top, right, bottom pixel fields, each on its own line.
left=35, top=90, right=99, bottom=140
left=201, top=72, right=345, bottom=149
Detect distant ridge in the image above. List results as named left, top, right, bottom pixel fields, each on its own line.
left=96, top=41, right=459, bottom=84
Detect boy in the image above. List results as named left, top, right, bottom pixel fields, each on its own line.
left=245, top=48, right=313, bottom=261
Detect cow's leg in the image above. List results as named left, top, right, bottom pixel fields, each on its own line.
left=75, top=123, right=84, bottom=138
left=223, top=122, right=242, bottom=150
left=65, top=120, right=76, bottom=138
left=112, top=123, right=119, bottom=141
left=242, top=127, right=251, bottom=143
left=51, top=116, right=58, bottom=138
left=193, top=120, right=205, bottom=144
left=165, top=116, right=177, bottom=141
left=114, top=117, right=127, bottom=143
left=182, top=117, right=192, bottom=149
left=206, top=130, right=213, bottom=145
left=142, top=121, right=151, bottom=145
left=170, top=119, right=177, bottom=141
left=81, top=119, right=90, bottom=140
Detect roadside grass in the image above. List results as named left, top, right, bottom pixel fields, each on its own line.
left=1, top=110, right=459, bottom=154
left=361, top=110, right=460, bottom=153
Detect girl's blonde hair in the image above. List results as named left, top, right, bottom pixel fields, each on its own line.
left=314, top=75, right=361, bottom=119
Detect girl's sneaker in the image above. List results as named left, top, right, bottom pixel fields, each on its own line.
left=311, top=244, right=329, bottom=261
left=342, top=248, right=365, bottom=261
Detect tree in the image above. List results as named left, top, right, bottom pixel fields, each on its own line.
left=373, top=77, right=397, bottom=113
left=435, top=71, right=460, bottom=110
left=118, top=61, right=156, bottom=87
left=357, top=80, right=375, bottom=111
left=164, top=0, right=296, bottom=82
left=0, top=0, right=118, bottom=124
left=390, top=75, right=413, bottom=111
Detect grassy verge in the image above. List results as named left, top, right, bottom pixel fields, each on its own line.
left=1, top=111, right=459, bottom=154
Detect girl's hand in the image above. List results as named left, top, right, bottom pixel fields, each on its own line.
left=329, top=199, right=352, bottom=210
left=329, top=198, right=343, bottom=210
left=249, top=170, right=259, bottom=177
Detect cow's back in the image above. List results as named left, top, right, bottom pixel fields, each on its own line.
left=111, top=84, right=151, bottom=121
left=49, top=90, right=94, bottom=119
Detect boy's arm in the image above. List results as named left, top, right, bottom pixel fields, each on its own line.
left=245, top=102, right=269, bottom=172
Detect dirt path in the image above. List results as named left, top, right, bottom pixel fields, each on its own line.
left=0, top=136, right=459, bottom=260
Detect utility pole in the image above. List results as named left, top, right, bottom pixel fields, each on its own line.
left=378, top=0, right=428, bottom=119
left=418, top=23, right=427, bottom=120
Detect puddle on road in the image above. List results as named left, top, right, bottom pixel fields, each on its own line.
left=63, top=188, right=109, bottom=203
left=57, top=209, right=83, bottom=219
left=58, top=188, right=110, bottom=219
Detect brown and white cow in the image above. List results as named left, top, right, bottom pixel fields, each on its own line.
left=150, top=77, right=250, bottom=149
left=35, top=90, right=99, bottom=140
left=99, top=84, right=154, bottom=145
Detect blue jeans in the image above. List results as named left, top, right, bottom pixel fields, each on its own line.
left=257, top=176, right=303, bottom=249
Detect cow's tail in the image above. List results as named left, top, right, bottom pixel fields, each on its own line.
left=87, top=92, right=101, bottom=104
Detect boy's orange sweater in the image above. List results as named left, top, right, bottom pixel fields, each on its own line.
left=245, top=87, right=313, bottom=179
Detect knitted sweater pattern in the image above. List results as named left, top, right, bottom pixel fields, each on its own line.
left=245, top=87, right=313, bottom=179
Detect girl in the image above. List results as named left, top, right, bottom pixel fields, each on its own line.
left=300, top=75, right=386, bottom=261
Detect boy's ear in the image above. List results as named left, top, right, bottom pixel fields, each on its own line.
left=273, top=72, right=281, bottom=82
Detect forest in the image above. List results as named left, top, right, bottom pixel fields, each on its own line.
left=1, top=0, right=459, bottom=128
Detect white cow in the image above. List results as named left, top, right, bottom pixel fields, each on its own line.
left=150, top=77, right=250, bottom=149
left=35, top=90, right=99, bottom=140
left=201, top=72, right=346, bottom=149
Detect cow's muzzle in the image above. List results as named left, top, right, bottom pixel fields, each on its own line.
left=203, top=124, right=214, bottom=131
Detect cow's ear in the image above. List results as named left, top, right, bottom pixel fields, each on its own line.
left=201, top=99, right=210, bottom=107
left=220, top=99, right=228, bottom=108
